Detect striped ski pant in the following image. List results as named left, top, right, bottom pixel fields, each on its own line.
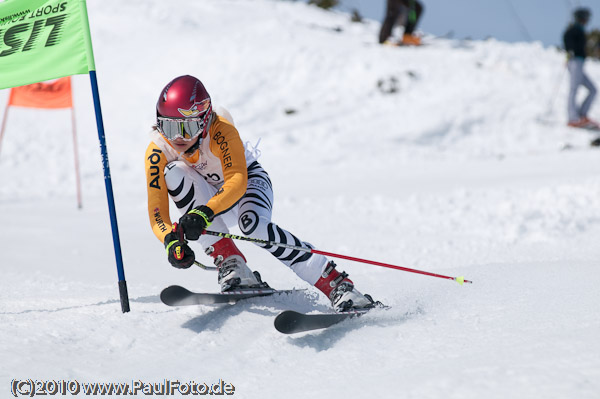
left=164, top=160, right=327, bottom=285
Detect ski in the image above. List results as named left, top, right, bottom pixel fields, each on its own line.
left=274, top=309, right=372, bottom=334
left=160, top=285, right=300, bottom=307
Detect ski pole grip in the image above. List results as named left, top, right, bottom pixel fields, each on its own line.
left=173, top=222, right=184, bottom=241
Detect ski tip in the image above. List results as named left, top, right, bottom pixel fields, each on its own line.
left=159, top=285, right=192, bottom=306
left=274, top=310, right=301, bottom=334
left=161, top=285, right=188, bottom=294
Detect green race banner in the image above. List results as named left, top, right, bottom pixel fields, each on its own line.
left=0, top=0, right=94, bottom=89
left=0, top=0, right=130, bottom=313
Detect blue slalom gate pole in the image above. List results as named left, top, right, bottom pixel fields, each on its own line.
left=88, top=70, right=130, bottom=313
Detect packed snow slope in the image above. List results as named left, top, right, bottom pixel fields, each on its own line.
left=1, top=1, right=600, bottom=398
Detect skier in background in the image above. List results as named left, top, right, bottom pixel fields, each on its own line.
left=145, top=75, right=378, bottom=311
left=563, top=7, right=598, bottom=129
left=379, top=0, right=424, bottom=46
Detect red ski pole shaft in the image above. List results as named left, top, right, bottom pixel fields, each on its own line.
left=202, top=230, right=472, bottom=285
left=311, top=249, right=471, bottom=284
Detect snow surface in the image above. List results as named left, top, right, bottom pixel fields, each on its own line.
left=1, top=1, right=600, bottom=398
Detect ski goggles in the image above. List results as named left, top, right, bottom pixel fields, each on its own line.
left=157, top=117, right=206, bottom=141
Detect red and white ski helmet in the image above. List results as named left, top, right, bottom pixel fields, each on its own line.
left=156, top=75, right=213, bottom=140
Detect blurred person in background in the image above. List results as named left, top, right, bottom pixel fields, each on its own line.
left=563, top=7, right=598, bottom=129
left=379, top=0, right=424, bottom=46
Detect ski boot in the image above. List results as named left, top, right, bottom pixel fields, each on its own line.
left=206, top=238, right=267, bottom=292
left=582, top=117, right=600, bottom=130
left=568, top=117, right=600, bottom=130
left=314, top=261, right=379, bottom=312
left=401, top=33, right=422, bottom=46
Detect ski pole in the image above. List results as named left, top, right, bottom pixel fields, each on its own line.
left=194, top=260, right=217, bottom=271
left=202, top=230, right=472, bottom=285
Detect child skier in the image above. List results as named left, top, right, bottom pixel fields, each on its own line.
left=145, top=75, right=377, bottom=311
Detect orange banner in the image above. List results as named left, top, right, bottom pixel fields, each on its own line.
left=8, top=77, right=73, bottom=109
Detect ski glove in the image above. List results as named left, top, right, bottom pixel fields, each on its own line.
left=164, top=226, right=195, bottom=269
left=178, top=205, right=215, bottom=241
